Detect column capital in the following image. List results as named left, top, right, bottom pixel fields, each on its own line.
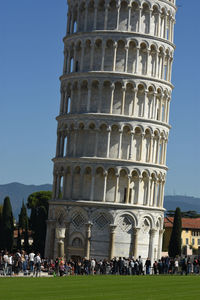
left=85, top=221, right=93, bottom=229
left=110, top=224, right=117, bottom=233
left=133, top=227, right=140, bottom=235
left=159, top=229, right=165, bottom=234
left=149, top=228, right=157, bottom=236
left=103, top=171, right=108, bottom=177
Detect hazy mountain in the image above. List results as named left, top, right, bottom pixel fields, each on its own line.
left=0, top=182, right=52, bottom=219
left=164, top=195, right=200, bottom=213
left=0, top=182, right=200, bottom=219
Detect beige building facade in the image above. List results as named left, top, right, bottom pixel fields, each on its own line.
left=45, top=0, right=176, bottom=261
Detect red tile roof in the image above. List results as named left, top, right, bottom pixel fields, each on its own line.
left=164, top=217, right=200, bottom=229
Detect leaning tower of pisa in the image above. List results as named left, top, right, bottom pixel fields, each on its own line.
left=45, top=0, right=176, bottom=261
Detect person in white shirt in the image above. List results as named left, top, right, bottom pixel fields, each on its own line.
left=91, top=259, right=96, bottom=275
left=3, top=251, right=9, bottom=276
left=29, top=251, right=35, bottom=273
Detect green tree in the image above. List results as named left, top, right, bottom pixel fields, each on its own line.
left=19, top=201, right=28, bottom=230
left=1, top=197, right=14, bottom=251
left=168, top=207, right=182, bottom=257
left=27, top=191, right=52, bottom=256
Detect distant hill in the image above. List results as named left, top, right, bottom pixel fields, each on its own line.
left=164, top=195, right=200, bottom=213
left=0, top=182, right=200, bottom=219
left=0, top=182, right=52, bottom=219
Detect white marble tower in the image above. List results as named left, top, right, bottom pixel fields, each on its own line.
left=45, top=0, right=176, bottom=261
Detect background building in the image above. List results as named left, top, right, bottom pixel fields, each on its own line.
left=164, top=217, right=200, bottom=253
left=45, top=0, right=177, bottom=261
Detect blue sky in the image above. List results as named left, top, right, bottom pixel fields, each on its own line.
left=0, top=1, right=199, bottom=197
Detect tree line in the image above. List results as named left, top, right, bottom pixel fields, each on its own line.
left=0, top=191, right=51, bottom=256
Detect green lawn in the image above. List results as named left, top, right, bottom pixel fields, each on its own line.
left=0, top=276, right=200, bottom=300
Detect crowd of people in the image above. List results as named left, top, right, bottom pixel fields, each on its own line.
left=0, top=250, right=200, bottom=277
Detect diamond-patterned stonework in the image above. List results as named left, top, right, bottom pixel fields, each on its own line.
left=95, top=214, right=109, bottom=229
left=118, top=216, right=133, bottom=232
left=72, top=214, right=85, bottom=228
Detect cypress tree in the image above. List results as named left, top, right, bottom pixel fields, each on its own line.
left=2, top=197, right=14, bottom=251
left=168, top=207, right=182, bottom=257
left=19, top=201, right=28, bottom=231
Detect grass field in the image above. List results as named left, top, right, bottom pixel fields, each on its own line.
left=0, top=276, right=200, bottom=300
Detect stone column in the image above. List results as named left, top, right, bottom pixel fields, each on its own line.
left=127, top=5, right=132, bottom=31
left=66, top=12, right=71, bottom=35
left=90, top=41, right=95, bottom=70
left=98, top=82, right=103, bottom=113
left=103, top=171, right=108, bottom=202
left=124, top=45, right=129, bottom=73
left=87, top=83, right=92, bottom=111
left=138, top=6, right=141, bottom=32
left=84, top=4, right=88, bottom=32
left=118, top=130, right=123, bottom=159
left=62, top=170, right=67, bottom=198
left=79, top=170, right=84, bottom=199
left=109, top=83, right=115, bottom=114
left=146, top=50, right=149, bottom=75
left=52, top=174, right=57, bottom=199
left=135, top=47, right=139, bottom=74
left=80, top=41, right=85, bottom=72
left=93, top=3, right=98, bottom=30
left=104, top=3, right=109, bottom=30
left=148, top=177, right=153, bottom=206
left=106, top=127, right=111, bottom=158
left=116, top=4, right=120, bottom=30
left=145, top=178, right=150, bottom=206
left=161, top=55, right=165, bottom=80
left=94, top=129, right=99, bottom=156
left=56, top=175, right=61, bottom=199
left=56, top=228, right=66, bottom=258
left=73, top=129, right=77, bottom=157
left=155, top=137, right=160, bottom=164
left=73, top=45, right=77, bottom=72
left=56, top=132, right=61, bottom=157
left=132, top=88, right=137, bottom=116
left=113, top=43, right=117, bottom=71
left=101, top=41, right=106, bottom=71
left=90, top=170, right=95, bottom=201
left=148, top=229, right=156, bottom=263
left=121, top=86, right=126, bottom=115
left=153, top=181, right=158, bottom=206
left=67, top=49, right=71, bottom=73
left=59, top=88, right=64, bottom=115
left=70, top=10, right=74, bottom=34
left=77, top=82, right=81, bottom=112
left=76, top=6, right=80, bottom=32
left=125, top=176, right=131, bottom=204
left=109, top=225, right=117, bottom=260
left=157, top=229, right=165, bottom=260
left=132, top=228, right=140, bottom=259
left=164, top=15, right=167, bottom=39
left=157, top=12, right=161, bottom=37
left=114, top=174, right=119, bottom=203
left=129, top=131, right=134, bottom=159
left=85, top=222, right=93, bottom=259
left=139, top=134, right=144, bottom=161
left=160, top=180, right=165, bottom=207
